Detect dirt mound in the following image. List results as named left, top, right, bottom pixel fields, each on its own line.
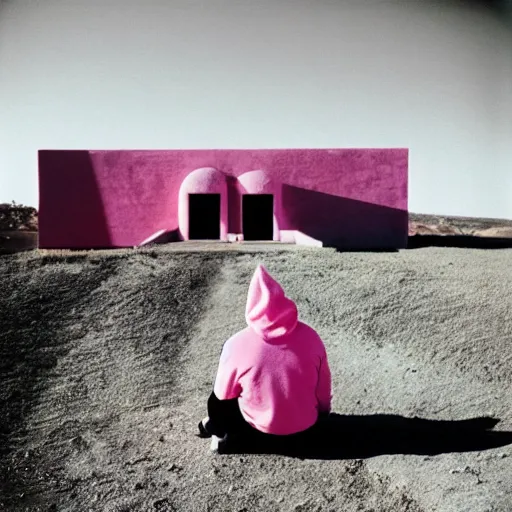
left=1, top=247, right=511, bottom=511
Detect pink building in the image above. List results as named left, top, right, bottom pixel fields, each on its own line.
left=38, top=148, right=408, bottom=250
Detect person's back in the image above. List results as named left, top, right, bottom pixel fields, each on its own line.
left=200, top=264, right=332, bottom=450
left=216, top=321, right=331, bottom=434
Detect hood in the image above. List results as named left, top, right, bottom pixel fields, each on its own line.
left=245, top=265, right=298, bottom=340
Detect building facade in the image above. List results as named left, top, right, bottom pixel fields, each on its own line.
left=38, top=148, right=408, bottom=249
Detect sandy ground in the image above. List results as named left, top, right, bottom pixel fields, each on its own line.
left=1, top=245, right=512, bottom=512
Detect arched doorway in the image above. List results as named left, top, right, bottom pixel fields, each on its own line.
left=237, top=170, right=280, bottom=241
left=178, top=168, right=228, bottom=241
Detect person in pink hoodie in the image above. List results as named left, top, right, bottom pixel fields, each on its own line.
left=198, top=264, right=332, bottom=453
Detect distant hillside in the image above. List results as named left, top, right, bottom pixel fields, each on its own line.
left=409, top=213, right=512, bottom=238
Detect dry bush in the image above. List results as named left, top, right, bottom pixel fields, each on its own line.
left=0, top=201, right=38, bottom=231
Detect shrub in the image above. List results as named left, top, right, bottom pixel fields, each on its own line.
left=0, top=201, right=38, bottom=231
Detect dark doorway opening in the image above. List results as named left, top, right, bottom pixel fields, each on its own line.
left=242, top=194, right=274, bottom=241
left=189, top=194, right=221, bottom=239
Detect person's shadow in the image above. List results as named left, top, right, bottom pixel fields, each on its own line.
left=226, top=414, right=512, bottom=459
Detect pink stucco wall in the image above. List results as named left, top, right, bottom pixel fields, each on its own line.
left=38, top=148, right=408, bottom=249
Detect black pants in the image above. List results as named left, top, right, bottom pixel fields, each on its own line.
left=206, top=392, right=256, bottom=438
left=206, top=392, right=321, bottom=454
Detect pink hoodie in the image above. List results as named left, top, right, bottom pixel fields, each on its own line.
left=213, top=265, right=332, bottom=435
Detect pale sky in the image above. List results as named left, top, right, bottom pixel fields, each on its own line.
left=1, top=0, right=511, bottom=218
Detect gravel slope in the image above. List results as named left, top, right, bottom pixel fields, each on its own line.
left=1, top=246, right=511, bottom=512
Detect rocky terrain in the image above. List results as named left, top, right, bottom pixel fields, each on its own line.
left=408, top=213, right=512, bottom=238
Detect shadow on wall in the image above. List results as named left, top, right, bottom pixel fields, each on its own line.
left=226, top=414, right=512, bottom=460
left=408, top=235, right=512, bottom=250
left=38, top=151, right=111, bottom=249
left=281, top=185, right=408, bottom=250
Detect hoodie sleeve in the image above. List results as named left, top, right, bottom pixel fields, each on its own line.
left=316, top=350, right=332, bottom=413
left=213, top=340, right=242, bottom=400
